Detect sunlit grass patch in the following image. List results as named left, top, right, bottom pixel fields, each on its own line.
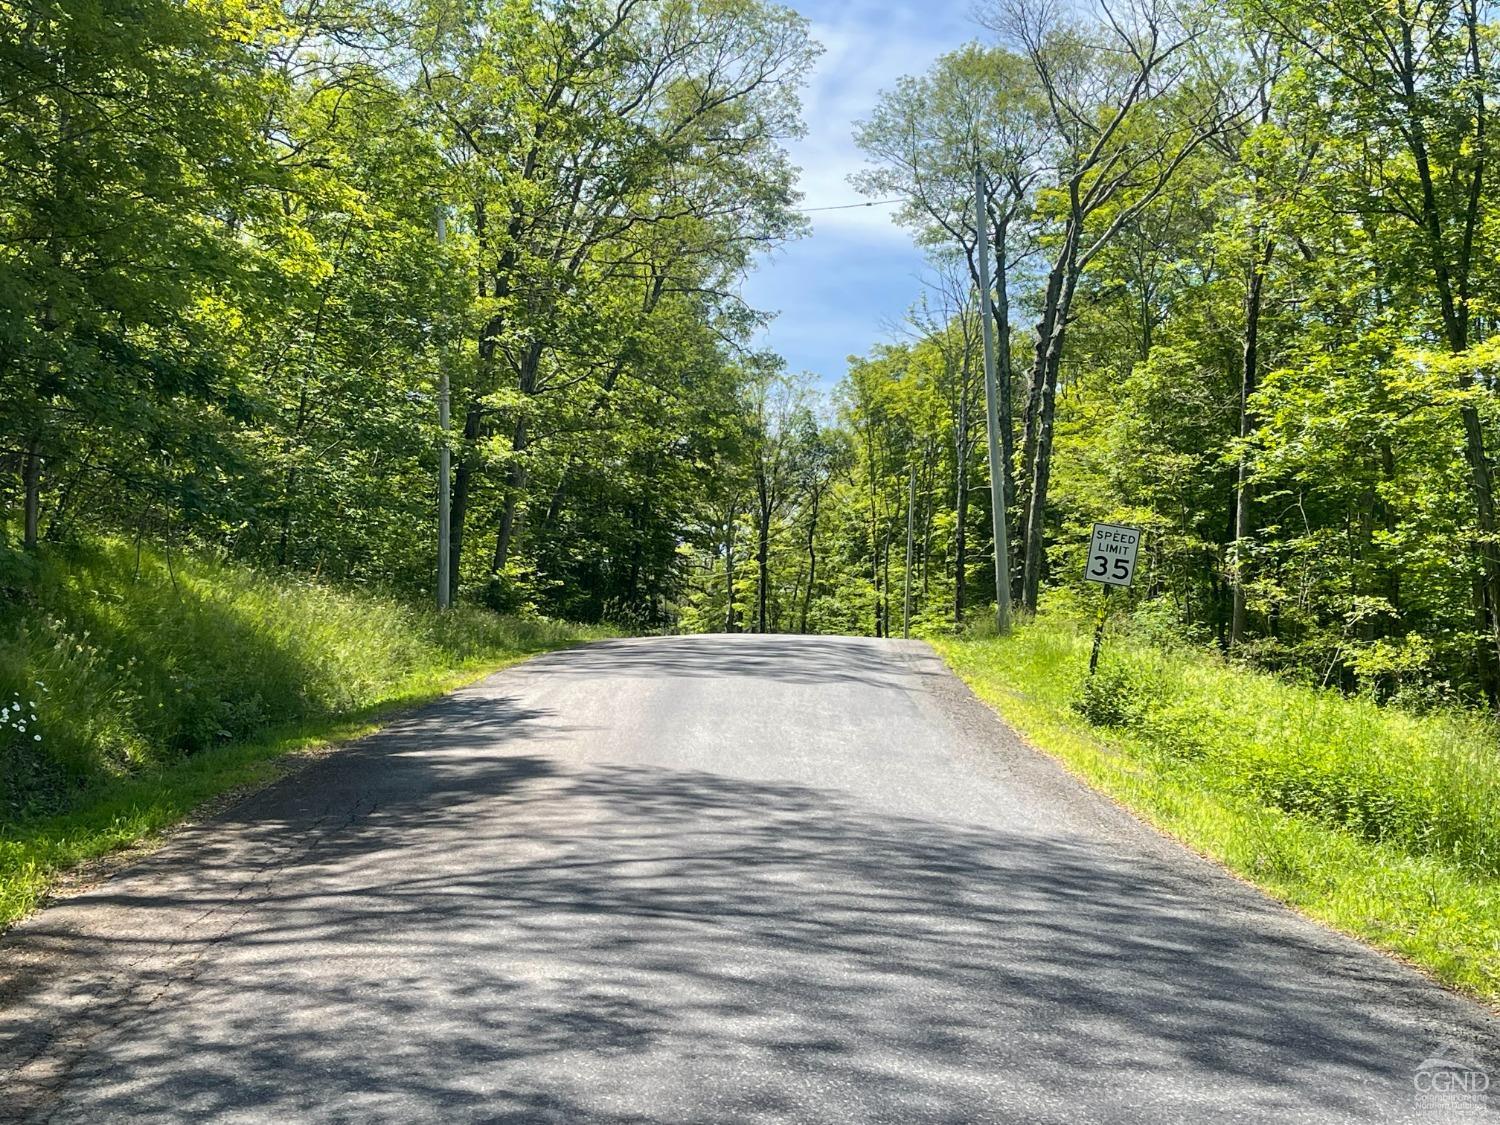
left=932, top=614, right=1500, bottom=1003
left=0, top=539, right=609, bottom=926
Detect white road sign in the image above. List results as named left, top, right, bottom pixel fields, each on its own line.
left=1085, top=523, right=1141, bottom=587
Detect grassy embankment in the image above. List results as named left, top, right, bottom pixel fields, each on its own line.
left=933, top=614, right=1500, bottom=1004
left=0, top=539, right=607, bottom=927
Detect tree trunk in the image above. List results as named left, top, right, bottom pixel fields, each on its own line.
left=800, top=489, right=820, bottom=634
left=992, top=214, right=1019, bottom=597
left=492, top=418, right=528, bottom=574
left=1021, top=261, right=1079, bottom=612
left=954, top=445, right=969, bottom=628
left=1380, top=439, right=1401, bottom=619
left=1018, top=254, right=1068, bottom=545
left=43, top=448, right=90, bottom=542
left=1458, top=402, right=1500, bottom=700
left=756, top=502, right=771, bottom=634
left=447, top=402, right=483, bottom=604
left=22, top=438, right=41, bottom=550
left=492, top=342, right=543, bottom=575
left=542, top=469, right=568, bottom=529
left=1018, top=218, right=1079, bottom=597
left=1396, top=5, right=1500, bottom=699
left=723, top=517, right=738, bottom=633
left=881, top=527, right=891, bottom=638
left=276, top=468, right=298, bottom=567
left=449, top=195, right=505, bottom=606
left=1230, top=236, right=1274, bottom=646
left=921, top=457, right=935, bottom=602
left=865, top=423, right=881, bottom=637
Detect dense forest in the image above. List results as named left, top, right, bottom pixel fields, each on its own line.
left=1, top=0, right=816, bottom=624
left=5, top=0, right=1500, bottom=707
left=677, top=0, right=1500, bottom=709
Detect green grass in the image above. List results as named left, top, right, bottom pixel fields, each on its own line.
left=0, top=538, right=609, bottom=926
left=932, top=613, right=1500, bottom=1004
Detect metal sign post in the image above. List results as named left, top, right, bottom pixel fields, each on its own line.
left=1084, top=522, right=1141, bottom=676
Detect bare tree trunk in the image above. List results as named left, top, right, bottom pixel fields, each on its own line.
left=1021, top=253, right=1079, bottom=612
left=1018, top=255, right=1067, bottom=547
left=992, top=214, right=1018, bottom=596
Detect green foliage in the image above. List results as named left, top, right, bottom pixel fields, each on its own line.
left=937, top=620, right=1500, bottom=1001
left=1074, top=654, right=1158, bottom=728
left=983, top=612, right=1500, bottom=878
left=736, top=0, right=1500, bottom=719
left=0, top=0, right=817, bottom=630
left=0, top=538, right=602, bottom=824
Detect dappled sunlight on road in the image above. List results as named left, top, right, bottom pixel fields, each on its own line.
left=3, top=637, right=1496, bottom=1123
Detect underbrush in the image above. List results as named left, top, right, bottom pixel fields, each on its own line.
left=934, top=610, right=1500, bottom=1002
left=0, top=538, right=605, bottom=924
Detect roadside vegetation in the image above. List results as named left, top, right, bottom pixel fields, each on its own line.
left=934, top=607, right=1500, bottom=1004
left=6, top=0, right=1500, bottom=1005
left=0, top=539, right=605, bottom=927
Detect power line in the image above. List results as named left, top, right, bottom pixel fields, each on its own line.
left=791, top=198, right=903, bottom=213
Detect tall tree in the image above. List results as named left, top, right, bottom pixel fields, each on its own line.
left=986, top=0, right=1241, bottom=610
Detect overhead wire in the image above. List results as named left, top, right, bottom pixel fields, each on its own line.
left=789, top=198, right=903, bottom=213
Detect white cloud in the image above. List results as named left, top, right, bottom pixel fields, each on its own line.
left=746, top=0, right=980, bottom=383
left=788, top=2, right=975, bottom=239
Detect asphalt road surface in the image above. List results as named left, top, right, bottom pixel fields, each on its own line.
left=3, top=635, right=1498, bottom=1124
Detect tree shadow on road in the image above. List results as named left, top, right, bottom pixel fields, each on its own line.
left=511, top=634, right=941, bottom=691
left=4, top=677, right=1498, bottom=1123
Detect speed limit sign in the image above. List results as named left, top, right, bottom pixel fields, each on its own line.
left=1085, top=523, right=1141, bottom=587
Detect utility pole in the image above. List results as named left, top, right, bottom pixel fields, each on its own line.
left=903, top=462, right=916, bottom=639
left=435, top=207, right=452, bottom=611
left=975, top=166, right=1012, bottom=634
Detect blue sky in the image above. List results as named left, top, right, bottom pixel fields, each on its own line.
left=739, top=0, right=980, bottom=386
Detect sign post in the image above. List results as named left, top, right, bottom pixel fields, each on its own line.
left=1084, top=522, right=1141, bottom=676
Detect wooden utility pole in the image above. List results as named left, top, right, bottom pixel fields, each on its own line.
left=435, top=207, right=452, bottom=611
left=975, top=167, right=1012, bottom=633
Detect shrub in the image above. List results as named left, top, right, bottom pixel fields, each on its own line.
left=1075, top=655, right=1156, bottom=727
left=0, top=539, right=599, bottom=823
left=977, top=611, right=1500, bottom=879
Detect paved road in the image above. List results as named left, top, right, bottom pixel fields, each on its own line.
left=3, top=635, right=1497, bottom=1123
